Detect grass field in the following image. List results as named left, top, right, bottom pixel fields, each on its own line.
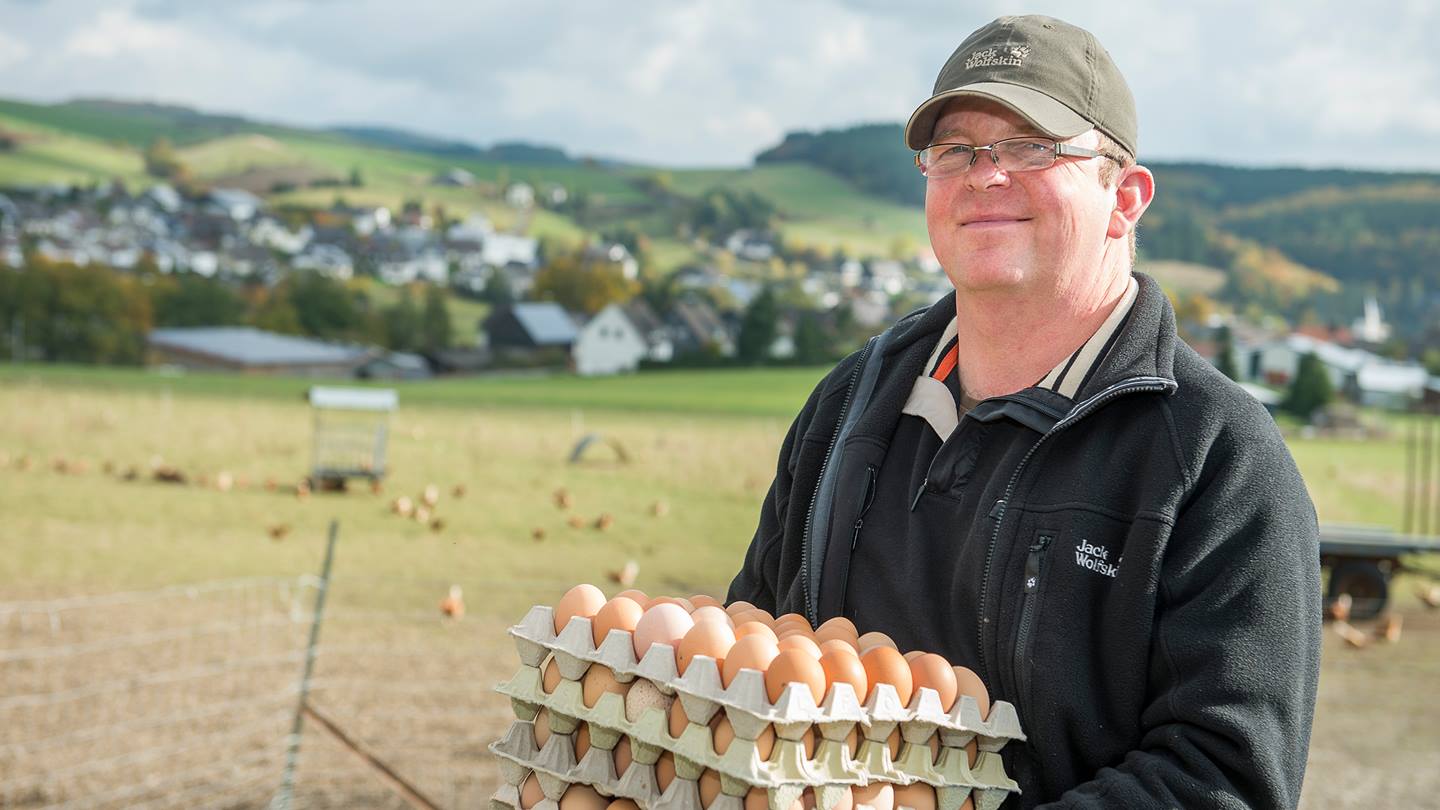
left=2, top=365, right=1437, bottom=808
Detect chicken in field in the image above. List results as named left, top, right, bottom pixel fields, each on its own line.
left=1333, top=620, right=1369, bottom=649
left=594, top=513, right=615, bottom=531
left=1420, top=585, right=1440, bottom=609
left=440, top=585, right=465, bottom=620
left=566, top=515, right=587, bottom=529
left=451, top=483, right=467, bottom=499
left=392, top=496, right=415, bottom=517
left=370, top=479, right=384, bottom=495
left=268, top=524, right=291, bottom=541
left=651, top=500, right=669, bottom=517
left=421, top=483, right=440, bottom=508
left=607, top=560, right=640, bottom=588
left=264, top=477, right=278, bottom=492
left=554, top=487, right=574, bottom=510
left=414, top=506, right=431, bottom=525
left=1378, top=614, right=1403, bottom=643
left=1327, top=593, right=1352, bottom=623
left=429, top=517, right=445, bottom=533
left=216, top=471, right=234, bottom=492
left=295, top=479, right=311, bottom=501
left=531, top=527, right=546, bottom=542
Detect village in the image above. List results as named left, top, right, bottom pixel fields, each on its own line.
left=1, top=176, right=1436, bottom=417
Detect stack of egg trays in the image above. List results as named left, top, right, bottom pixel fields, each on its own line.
left=491, top=605, right=1026, bottom=810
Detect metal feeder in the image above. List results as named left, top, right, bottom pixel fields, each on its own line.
left=307, top=386, right=397, bottom=489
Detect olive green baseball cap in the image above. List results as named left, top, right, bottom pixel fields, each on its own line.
left=904, top=15, right=1137, bottom=157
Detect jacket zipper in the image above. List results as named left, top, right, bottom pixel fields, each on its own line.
left=1011, top=531, right=1053, bottom=701
left=976, top=377, right=1173, bottom=685
left=800, top=338, right=874, bottom=625
left=837, top=464, right=878, bottom=616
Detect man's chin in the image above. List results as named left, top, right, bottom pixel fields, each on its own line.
left=944, top=263, right=1028, bottom=295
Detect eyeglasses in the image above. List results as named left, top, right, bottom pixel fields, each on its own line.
left=914, top=136, right=1117, bottom=179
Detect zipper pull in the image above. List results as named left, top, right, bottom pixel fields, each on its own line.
left=1024, top=533, right=1053, bottom=593
left=988, top=499, right=1007, bottom=520
left=910, top=477, right=928, bottom=512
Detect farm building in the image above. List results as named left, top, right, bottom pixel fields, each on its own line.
left=484, top=302, right=579, bottom=366
left=146, top=326, right=373, bottom=376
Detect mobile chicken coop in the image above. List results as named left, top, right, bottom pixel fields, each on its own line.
left=307, top=386, right=397, bottom=489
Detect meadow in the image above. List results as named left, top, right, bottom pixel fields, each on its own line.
left=1, top=364, right=1437, bottom=808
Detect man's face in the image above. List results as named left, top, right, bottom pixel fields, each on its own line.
left=924, top=98, right=1118, bottom=298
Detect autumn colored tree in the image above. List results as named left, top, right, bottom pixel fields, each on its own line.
left=532, top=252, right=636, bottom=315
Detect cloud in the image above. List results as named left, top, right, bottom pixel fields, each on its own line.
left=0, top=0, right=1437, bottom=170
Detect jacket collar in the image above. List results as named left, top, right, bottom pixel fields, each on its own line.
left=864, top=272, right=1178, bottom=440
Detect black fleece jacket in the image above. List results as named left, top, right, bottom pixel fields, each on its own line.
left=726, top=273, right=1321, bottom=809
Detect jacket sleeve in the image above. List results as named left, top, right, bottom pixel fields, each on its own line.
left=1041, top=404, right=1322, bottom=810
left=725, top=366, right=837, bottom=615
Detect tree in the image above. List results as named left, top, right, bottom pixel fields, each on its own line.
left=143, top=136, right=187, bottom=181
left=151, top=275, right=245, bottom=327
left=532, top=252, right=636, bottom=315
left=1282, top=352, right=1334, bottom=421
left=482, top=268, right=515, bottom=306
left=793, top=312, right=832, bottom=365
left=1, top=259, right=151, bottom=363
left=287, top=271, right=367, bottom=340
left=349, top=166, right=364, bottom=188
left=421, top=284, right=453, bottom=351
left=737, top=286, right=779, bottom=364
left=1214, top=325, right=1239, bottom=380
left=382, top=289, right=422, bottom=351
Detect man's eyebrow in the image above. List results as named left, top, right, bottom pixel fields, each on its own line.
left=930, top=127, right=1046, bottom=143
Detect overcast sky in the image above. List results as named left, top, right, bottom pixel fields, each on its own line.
left=2, top=0, right=1438, bottom=171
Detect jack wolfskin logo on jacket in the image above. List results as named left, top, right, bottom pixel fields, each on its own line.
left=1074, top=538, right=1120, bottom=578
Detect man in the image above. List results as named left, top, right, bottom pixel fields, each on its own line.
left=727, top=15, right=1321, bottom=809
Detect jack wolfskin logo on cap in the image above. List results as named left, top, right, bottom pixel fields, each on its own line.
left=965, top=45, right=1032, bottom=70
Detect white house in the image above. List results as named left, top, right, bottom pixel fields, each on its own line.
left=1353, top=363, right=1428, bottom=409
left=378, top=250, right=448, bottom=285
left=292, top=244, right=355, bottom=281
left=352, top=206, right=392, bottom=237
left=207, top=188, right=263, bottom=222
left=506, top=182, right=535, bottom=209
left=573, top=304, right=649, bottom=376
left=483, top=233, right=538, bottom=268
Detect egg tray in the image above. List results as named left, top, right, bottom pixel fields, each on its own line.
left=506, top=605, right=1025, bottom=752
left=494, top=664, right=1020, bottom=800
left=489, top=718, right=1015, bottom=810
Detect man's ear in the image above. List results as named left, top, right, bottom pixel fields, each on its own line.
left=1108, top=164, right=1155, bottom=240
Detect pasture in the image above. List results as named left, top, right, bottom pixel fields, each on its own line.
left=1, top=364, right=1437, bottom=808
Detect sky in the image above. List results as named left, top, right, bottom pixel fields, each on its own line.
left=1, top=0, right=1439, bottom=171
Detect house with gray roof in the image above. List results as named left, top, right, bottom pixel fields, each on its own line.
left=484, top=302, right=579, bottom=367
left=147, top=327, right=373, bottom=376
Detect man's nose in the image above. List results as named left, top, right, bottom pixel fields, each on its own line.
left=965, top=149, right=1009, bottom=191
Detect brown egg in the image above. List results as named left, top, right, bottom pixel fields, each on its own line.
left=853, top=783, right=894, bottom=810
left=533, top=707, right=552, bottom=748
left=575, top=723, right=592, bottom=760
left=745, top=787, right=770, bottom=810
left=725, top=600, right=756, bottom=617
left=772, top=612, right=810, bottom=631
left=732, top=608, right=774, bottom=627
left=909, top=653, right=958, bottom=710
left=886, top=727, right=901, bottom=758
left=668, top=698, right=691, bottom=739
left=734, top=621, right=779, bottom=644
left=903, top=650, right=925, bottom=663
left=857, top=631, right=897, bottom=652
left=690, top=605, right=733, bottom=627
left=699, top=769, right=723, bottom=807
left=560, top=783, right=609, bottom=810
left=777, top=635, right=822, bottom=658
left=845, top=725, right=859, bottom=756
left=765, top=649, right=826, bottom=703
left=649, top=596, right=695, bottom=613
left=613, top=735, right=634, bottom=776
left=926, top=734, right=939, bottom=764
left=722, top=634, right=780, bottom=687
left=801, top=725, right=816, bottom=757
left=593, top=596, right=645, bottom=646
left=678, top=620, right=737, bottom=675
left=820, top=638, right=859, bottom=655
left=815, top=617, right=860, bottom=647
left=819, top=644, right=868, bottom=700
left=690, top=594, right=724, bottom=610
left=617, top=588, right=649, bottom=604
left=952, top=666, right=991, bottom=720
left=655, top=751, right=676, bottom=792
left=893, top=783, right=936, bottom=810
left=542, top=656, right=564, bottom=694
left=777, top=625, right=816, bottom=642
left=520, top=772, right=546, bottom=809
left=555, top=583, right=608, bottom=634
left=634, top=603, right=695, bottom=661
left=624, top=677, right=674, bottom=723
left=713, top=714, right=774, bottom=759
left=582, top=664, right=631, bottom=709
left=608, top=801, right=641, bottom=810
left=831, top=787, right=856, bottom=810
left=860, top=646, right=913, bottom=705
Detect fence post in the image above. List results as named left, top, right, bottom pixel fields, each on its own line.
left=271, top=520, right=340, bottom=810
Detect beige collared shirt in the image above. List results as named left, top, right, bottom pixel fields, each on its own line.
left=901, top=276, right=1140, bottom=441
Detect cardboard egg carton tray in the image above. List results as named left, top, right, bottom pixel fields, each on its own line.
left=488, top=716, right=1017, bottom=810
left=506, top=604, right=1026, bottom=753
